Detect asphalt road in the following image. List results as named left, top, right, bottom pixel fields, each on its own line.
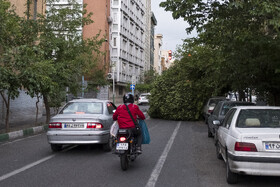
left=1, top=116, right=280, bottom=186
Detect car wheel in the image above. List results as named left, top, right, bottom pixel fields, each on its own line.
left=207, top=125, right=213, bottom=137
left=215, top=142, right=222, bottom=160
left=226, top=156, right=238, bottom=184
left=51, top=144, right=62, bottom=152
left=103, top=136, right=113, bottom=152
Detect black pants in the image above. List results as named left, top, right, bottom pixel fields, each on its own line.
left=130, top=127, right=142, bottom=147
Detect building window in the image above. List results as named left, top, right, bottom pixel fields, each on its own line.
left=113, top=38, right=117, bottom=46
left=113, top=0, right=119, bottom=6
left=113, top=24, right=118, bottom=31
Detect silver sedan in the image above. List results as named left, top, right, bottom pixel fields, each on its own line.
left=215, top=106, right=280, bottom=184
left=47, top=99, right=116, bottom=152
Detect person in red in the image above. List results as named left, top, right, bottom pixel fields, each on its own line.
left=113, top=93, right=145, bottom=153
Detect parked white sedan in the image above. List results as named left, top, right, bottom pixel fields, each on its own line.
left=215, top=106, right=280, bottom=184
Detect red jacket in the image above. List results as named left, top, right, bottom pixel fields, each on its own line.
left=113, top=104, right=145, bottom=129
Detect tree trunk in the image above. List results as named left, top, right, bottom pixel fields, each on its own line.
left=43, top=94, right=50, bottom=124
left=273, top=93, right=280, bottom=106
left=238, top=90, right=246, bottom=101
left=35, top=94, right=40, bottom=126
left=5, top=97, right=10, bottom=133
left=0, top=92, right=10, bottom=133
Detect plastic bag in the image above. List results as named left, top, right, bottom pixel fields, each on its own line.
left=139, top=119, right=150, bottom=144
left=110, top=121, right=119, bottom=137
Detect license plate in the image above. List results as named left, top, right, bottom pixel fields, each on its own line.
left=265, top=142, right=280, bottom=151
left=64, top=124, right=84, bottom=128
left=116, top=143, right=128, bottom=150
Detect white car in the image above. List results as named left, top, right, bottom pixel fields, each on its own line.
left=138, top=93, right=151, bottom=105
left=215, top=106, right=280, bottom=184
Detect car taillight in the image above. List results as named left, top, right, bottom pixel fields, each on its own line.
left=87, top=122, right=103, bottom=129
left=120, top=137, right=126, bottom=142
left=235, top=142, right=257, bottom=152
left=49, top=122, right=62, bottom=128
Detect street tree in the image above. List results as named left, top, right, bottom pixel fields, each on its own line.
left=0, top=0, right=25, bottom=132
left=160, top=0, right=280, bottom=105
left=32, top=0, right=106, bottom=123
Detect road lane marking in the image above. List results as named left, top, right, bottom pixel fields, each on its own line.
left=146, top=121, right=181, bottom=187
left=0, top=155, right=55, bottom=182
left=0, top=146, right=76, bottom=182
left=0, top=134, right=43, bottom=147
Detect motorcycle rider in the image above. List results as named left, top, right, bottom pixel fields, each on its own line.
left=113, top=93, right=145, bottom=153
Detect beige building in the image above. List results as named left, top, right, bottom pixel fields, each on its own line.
left=154, top=34, right=163, bottom=74
left=9, top=0, right=46, bottom=19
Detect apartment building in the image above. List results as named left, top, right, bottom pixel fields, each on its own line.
left=154, top=34, right=163, bottom=75
left=9, top=0, right=46, bottom=19
left=46, top=0, right=150, bottom=103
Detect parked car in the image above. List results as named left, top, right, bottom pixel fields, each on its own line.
left=203, top=97, right=227, bottom=123
left=215, top=106, right=280, bottom=184
left=207, top=101, right=255, bottom=138
left=47, top=99, right=116, bottom=152
left=138, top=93, right=151, bottom=105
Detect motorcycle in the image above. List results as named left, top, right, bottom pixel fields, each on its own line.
left=114, top=129, right=141, bottom=171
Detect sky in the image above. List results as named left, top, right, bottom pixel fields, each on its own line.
left=151, top=0, right=197, bottom=53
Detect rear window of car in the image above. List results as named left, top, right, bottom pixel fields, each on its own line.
left=60, top=102, right=103, bottom=114
left=236, top=109, right=280, bottom=128
left=220, top=102, right=255, bottom=116
left=209, top=98, right=224, bottom=105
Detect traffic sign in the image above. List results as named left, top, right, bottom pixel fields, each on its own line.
left=130, top=84, right=135, bottom=90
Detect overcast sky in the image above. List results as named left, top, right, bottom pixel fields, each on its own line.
left=151, top=0, right=197, bottom=52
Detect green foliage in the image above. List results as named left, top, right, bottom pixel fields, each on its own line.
left=0, top=0, right=107, bottom=125
left=135, top=69, right=158, bottom=94
left=148, top=44, right=224, bottom=120
left=159, top=0, right=280, bottom=107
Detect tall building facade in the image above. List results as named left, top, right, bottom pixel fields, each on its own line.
left=150, top=12, right=157, bottom=70
left=154, top=34, right=163, bottom=75
left=46, top=0, right=150, bottom=103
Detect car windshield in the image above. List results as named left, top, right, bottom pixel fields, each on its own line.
left=60, top=102, right=103, bottom=114
left=236, top=109, right=280, bottom=128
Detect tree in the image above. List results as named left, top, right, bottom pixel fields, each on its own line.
left=0, top=0, right=25, bottom=132
left=160, top=0, right=280, bottom=105
left=32, top=0, right=106, bottom=123
left=148, top=43, right=226, bottom=120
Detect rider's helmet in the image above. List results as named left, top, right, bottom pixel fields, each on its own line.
left=123, top=93, right=134, bottom=104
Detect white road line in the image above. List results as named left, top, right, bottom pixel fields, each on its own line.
left=0, top=134, right=42, bottom=147
left=0, top=155, right=55, bottom=182
left=146, top=121, right=181, bottom=187
left=0, top=146, right=76, bottom=182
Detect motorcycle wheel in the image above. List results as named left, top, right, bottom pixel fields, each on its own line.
left=120, top=153, right=129, bottom=171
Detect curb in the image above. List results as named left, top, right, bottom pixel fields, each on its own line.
left=0, top=124, right=49, bottom=143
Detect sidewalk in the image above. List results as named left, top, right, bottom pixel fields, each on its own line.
left=0, top=116, right=48, bottom=143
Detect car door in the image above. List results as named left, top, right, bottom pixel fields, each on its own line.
left=218, top=109, right=236, bottom=158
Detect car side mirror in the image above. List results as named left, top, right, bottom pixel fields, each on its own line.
left=213, top=120, right=221, bottom=126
